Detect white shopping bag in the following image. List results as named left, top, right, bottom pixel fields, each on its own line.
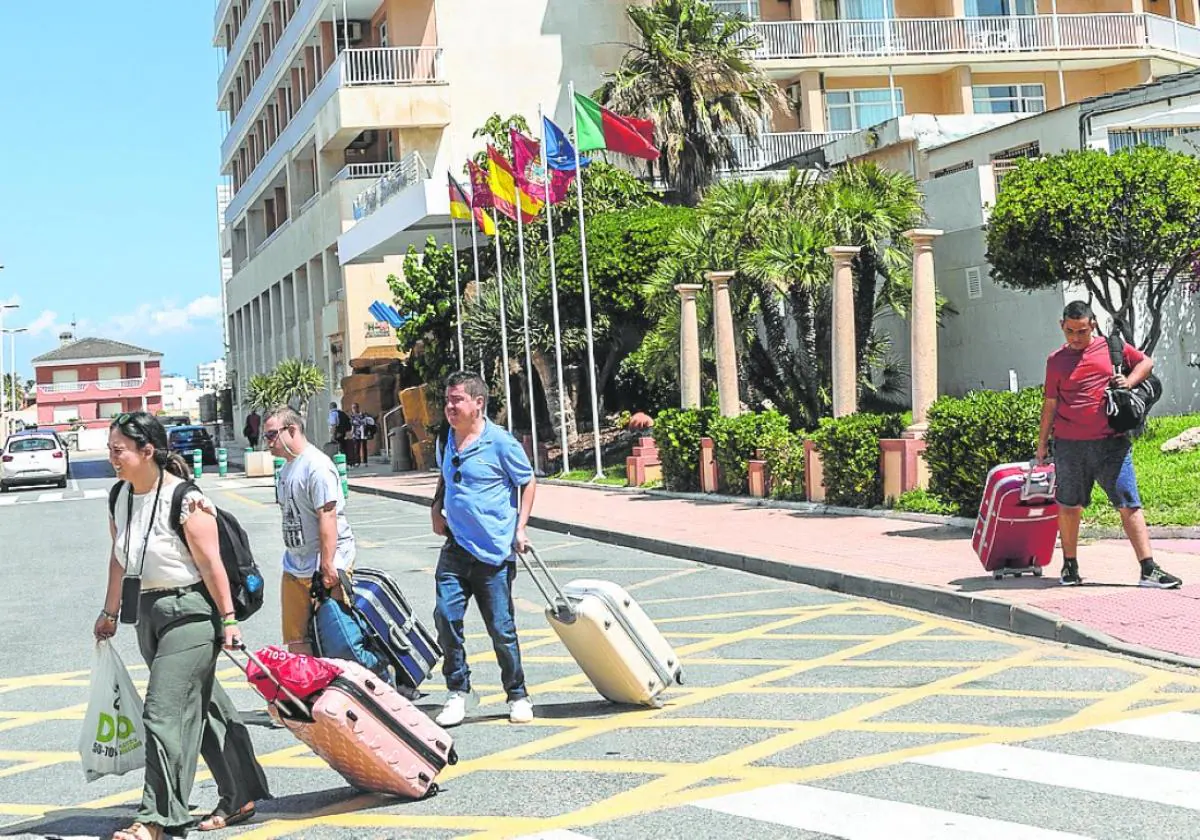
left=79, top=640, right=146, bottom=782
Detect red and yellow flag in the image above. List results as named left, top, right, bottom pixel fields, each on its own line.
left=487, top=145, right=543, bottom=223
left=450, top=170, right=496, bottom=236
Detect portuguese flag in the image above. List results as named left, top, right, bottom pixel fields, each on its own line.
left=572, top=92, right=660, bottom=160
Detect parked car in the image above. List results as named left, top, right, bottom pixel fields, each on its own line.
left=1, top=432, right=69, bottom=491
left=167, top=425, right=217, bottom=466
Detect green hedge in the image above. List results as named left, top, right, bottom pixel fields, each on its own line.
left=923, top=387, right=1042, bottom=515
left=810, top=412, right=908, bottom=507
left=652, top=407, right=716, bottom=491
left=708, top=410, right=792, bottom=494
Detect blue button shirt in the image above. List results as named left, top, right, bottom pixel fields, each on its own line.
left=440, top=419, right=534, bottom=566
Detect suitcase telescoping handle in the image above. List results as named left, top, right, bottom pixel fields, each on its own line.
left=516, top=545, right=575, bottom=620
left=1022, top=458, right=1057, bottom=501
left=222, top=643, right=312, bottom=719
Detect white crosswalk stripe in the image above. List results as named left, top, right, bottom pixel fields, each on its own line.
left=908, top=743, right=1200, bottom=811
left=506, top=711, right=1200, bottom=840
left=0, top=488, right=106, bottom=507
left=693, top=783, right=1093, bottom=839
left=1093, top=711, right=1200, bottom=743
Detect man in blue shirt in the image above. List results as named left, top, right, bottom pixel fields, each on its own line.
left=431, top=371, right=537, bottom=726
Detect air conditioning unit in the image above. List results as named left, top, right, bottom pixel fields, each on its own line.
left=345, top=21, right=365, bottom=43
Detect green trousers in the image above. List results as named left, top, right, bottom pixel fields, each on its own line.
left=134, top=586, right=271, bottom=835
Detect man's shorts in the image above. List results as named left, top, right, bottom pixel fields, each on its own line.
left=1054, top=436, right=1141, bottom=509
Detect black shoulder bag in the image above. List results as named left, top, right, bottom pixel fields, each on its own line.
left=1104, top=333, right=1163, bottom=435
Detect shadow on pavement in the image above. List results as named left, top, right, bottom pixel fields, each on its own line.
left=883, top=525, right=972, bottom=541
left=948, top=576, right=1136, bottom=592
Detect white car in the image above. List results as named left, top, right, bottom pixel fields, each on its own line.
left=1, top=432, right=69, bottom=491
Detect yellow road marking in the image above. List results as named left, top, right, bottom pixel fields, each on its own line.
left=625, top=568, right=703, bottom=592
left=219, top=490, right=265, bottom=507
left=640, top=588, right=793, bottom=605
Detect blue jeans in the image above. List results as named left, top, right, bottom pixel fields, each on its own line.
left=433, top=542, right=527, bottom=701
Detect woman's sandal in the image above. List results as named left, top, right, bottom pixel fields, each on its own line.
left=197, top=803, right=256, bottom=831
left=111, top=823, right=163, bottom=840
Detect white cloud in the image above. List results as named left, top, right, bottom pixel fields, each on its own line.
left=24, top=310, right=63, bottom=336
left=105, top=295, right=224, bottom=337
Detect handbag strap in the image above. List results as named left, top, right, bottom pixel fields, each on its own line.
left=123, top=469, right=165, bottom=578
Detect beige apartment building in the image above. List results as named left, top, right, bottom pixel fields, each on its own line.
left=216, top=0, right=633, bottom=443
left=710, top=0, right=1200, bottom=167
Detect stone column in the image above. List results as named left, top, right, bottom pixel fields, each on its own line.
left=705, top=270, right=740, bottom=417
left=674, top=283, right=703, bottom=409
left=902, top=229, right=944, bottom=438
left=825, top=246, right=861, bottom=418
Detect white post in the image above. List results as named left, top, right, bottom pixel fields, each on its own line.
left=0, top=305, right=15, bottom=436
left=450, top=213, right=464, bottom=369
left=568, top=81, right=605, bottom=480
left=539, top=106, right=570, bottom=474
left=468, top=199, right=484, bottom=377
left=492, top=208, right=514, bottom=432
left=514, top=177, right=540, bottom=474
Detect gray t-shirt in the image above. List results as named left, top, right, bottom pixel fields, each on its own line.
left=276, top=445, right=355, bottom=576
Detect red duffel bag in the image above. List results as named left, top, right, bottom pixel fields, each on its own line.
left=244, top=645, right=342, bottom=705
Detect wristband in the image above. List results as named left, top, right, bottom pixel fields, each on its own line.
left=222, top=618, right=239, bottom=627
left=100, top=610, right=118, bottom=622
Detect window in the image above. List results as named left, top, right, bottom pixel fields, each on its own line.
left=8, top=438, right=57, bottom=454
left=932, top=161, right=973, bottom=178
left=973, top=84, right=1045, bottom=115
left=1108, top=126, right=1200, bottom=152
left=966, top=0, right=1035, bottom=15
left=52, top=406, right=79, bottom=424
left=51, top=369, right=78, bottom=384
left=819, top=0, right=893, bottom=19
left=98, top=402, right=123, bottom=419
left=98, top=366, right=122, bottom=382
left=826, top=89, right=905, bottom=131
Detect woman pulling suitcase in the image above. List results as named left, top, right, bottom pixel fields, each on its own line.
left=94, top=412, right=270, bottom=840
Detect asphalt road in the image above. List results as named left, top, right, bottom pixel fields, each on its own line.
left=1, top=454, right=1199, bottom=839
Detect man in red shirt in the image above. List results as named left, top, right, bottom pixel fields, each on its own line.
left=1036, top=300, right=1181, bottom=588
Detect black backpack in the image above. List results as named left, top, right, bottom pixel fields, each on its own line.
left=1104, top=333, right=1162, bottom=434
left=108, top=480, right=265, bottom=621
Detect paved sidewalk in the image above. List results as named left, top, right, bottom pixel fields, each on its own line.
left=347, top=468, right=1200, bottom=668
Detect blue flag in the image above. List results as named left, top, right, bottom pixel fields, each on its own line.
left=543, top=116, right=590, bottom=172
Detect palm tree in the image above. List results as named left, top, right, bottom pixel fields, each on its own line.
left=271, top=359, right=326, bottom=419
left=598, top=0, right=785, bottom=206
left=245, top=374, right=280, bottom=413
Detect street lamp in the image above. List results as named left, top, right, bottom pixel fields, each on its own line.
left=0, top=302, right=18, bottom=439
left=2, top=328, right=28, bottom=413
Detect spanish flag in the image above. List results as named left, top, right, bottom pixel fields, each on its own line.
left=487, top=145, right=542, bottom=223
left=449, top=171, right=496, bottom=236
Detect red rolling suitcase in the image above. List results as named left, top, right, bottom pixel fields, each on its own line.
left=972, top=461, right=1060, bottom=579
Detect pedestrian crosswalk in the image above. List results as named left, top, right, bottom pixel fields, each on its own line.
left=0, top=488, right=106, bottom=506
left=512, top=711, right=1200, bottom=840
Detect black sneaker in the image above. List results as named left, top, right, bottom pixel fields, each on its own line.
left=1139, top=564, right=1183, bottom=589
left=1060, top=559, right=1083, bottom=586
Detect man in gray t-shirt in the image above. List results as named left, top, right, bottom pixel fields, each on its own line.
left=264, top=406, right=356, bottom=653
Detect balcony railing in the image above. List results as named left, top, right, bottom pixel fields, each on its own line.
left=252, top=218, right=291, bottom=257
left=342, top=47, right=444, bottom=86
left=352, top=151, right=432, bottom=221
left=723, top=131, right=854, bottom=171
left=752, top=13, right=1200, bottom=60
left=39, top=378, right=146, bottom=395
left=332, top=162, right=404, bottom=182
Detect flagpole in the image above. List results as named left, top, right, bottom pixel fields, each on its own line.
left=513, top=171, right=541, bottom=475
left=492, top=207, right=514, bottom=433
left=568, top=80, right=604, bottom=480
left=539, top=106, right=570, bottom=475
left=469, top=211, right=485, bottom=377
left=450, top=211, right=464, bottom=370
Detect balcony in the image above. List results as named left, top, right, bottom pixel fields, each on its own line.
left=751, top=13, right=1200, bottom=64
left=722, top=131, right=854, bottom=171
left=38, top=379, right=148, bottom=398
left=351, top=152, right=432, bottom=221
left=225, top=46, right=447, bottom=224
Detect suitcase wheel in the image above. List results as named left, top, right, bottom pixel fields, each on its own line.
left=1032, top=567, right=1043, bottom=577
left=675, top=670, right=684, bottom=685
left=993, top=572, right=1004, bottom=580
left=422, top=782, right=440, bottom=799
left=448, top=746, right=459, bottom=765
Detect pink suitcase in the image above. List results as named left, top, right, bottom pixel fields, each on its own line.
left=230, top=649, right=457, bottom=798
left=972, top=461, right=1060, bottom=579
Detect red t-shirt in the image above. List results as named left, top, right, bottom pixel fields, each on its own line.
left=1044, top=336, right=1146, bottom=440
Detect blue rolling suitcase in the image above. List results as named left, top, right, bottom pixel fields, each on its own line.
left=350, top=568, right=441, bottom=691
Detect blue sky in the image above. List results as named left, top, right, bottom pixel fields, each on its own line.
left=0, top=2, right=224, bottom=381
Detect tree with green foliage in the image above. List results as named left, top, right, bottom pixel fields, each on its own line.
left=598, top=0, right=785, bottom=205
left=985, top=145, right=1200, bottom=354
left=271, top=359, right=326, bottom=418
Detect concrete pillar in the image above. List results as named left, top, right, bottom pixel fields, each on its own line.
left=705, top=270, right=740, bottom=417
left=902, top=229, right=943, bottom=438
left=825, top=246, right=861, bottom=418
left=675, top=283, right=703, bottom=409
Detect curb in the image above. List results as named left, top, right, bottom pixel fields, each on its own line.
left=541, top=479, right=1200, bottom=539
left=351, top=481, right=1200, bottom=672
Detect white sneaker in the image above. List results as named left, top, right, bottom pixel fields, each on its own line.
left=509, top=697, right=534, bottom=724
left=436, top=692, right=468, bottom=727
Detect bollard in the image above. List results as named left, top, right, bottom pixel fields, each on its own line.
left=217, top=448, right=228, bottom=478
left=192, top=449, right=203, bottom=479
left=333, top=452, right=349, bottom=498
left=273, top=456, right=285, bottom=487
left=244, top=448, right=254, bottom=478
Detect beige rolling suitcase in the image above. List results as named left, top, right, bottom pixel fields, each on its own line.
left=519, top=547, right=683, bottom=707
